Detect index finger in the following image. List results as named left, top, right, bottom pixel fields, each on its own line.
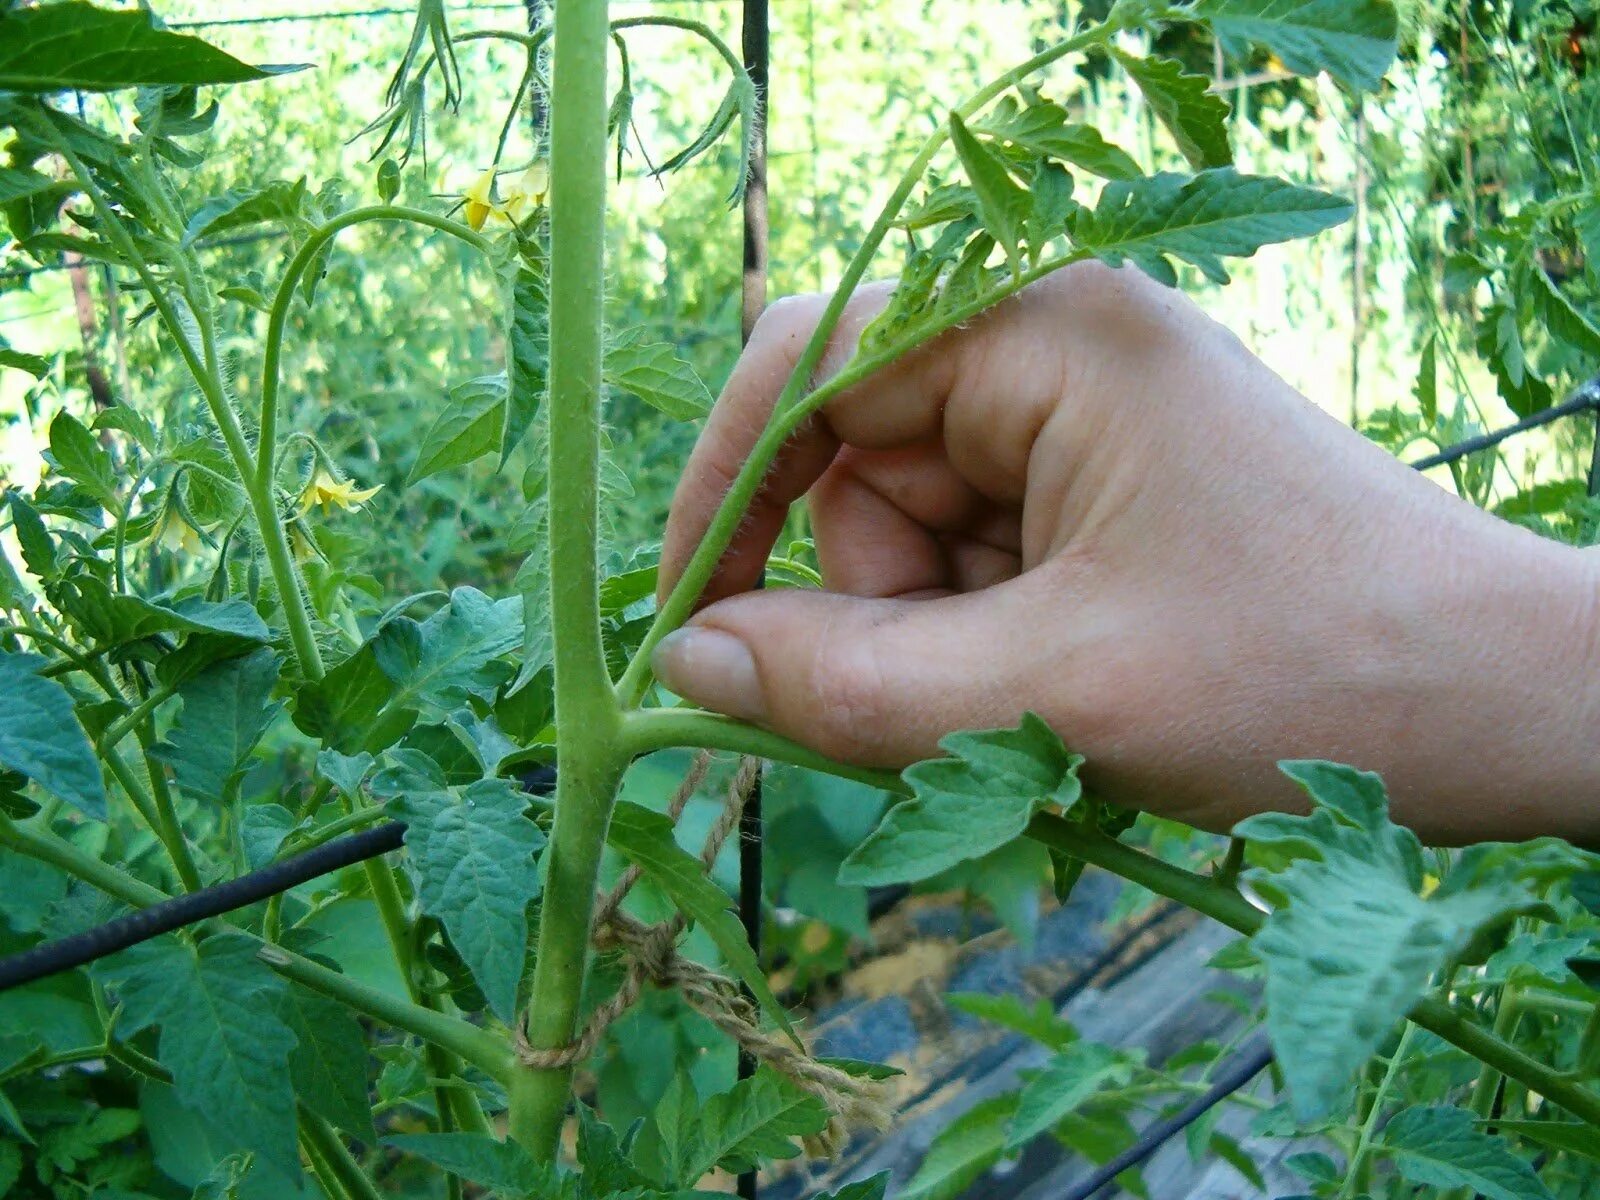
left=657, top=281, right=964, bottom=605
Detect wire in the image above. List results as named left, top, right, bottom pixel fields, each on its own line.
left=1406, top=375, right=1600, bottom=472
left=1056, top=1038, right=1276, bottom=1200
left=0, top=764, right=556, bottom=995
left=169, top=0, right=752, bottom=28
left=0, top=822, right=406, bottom=991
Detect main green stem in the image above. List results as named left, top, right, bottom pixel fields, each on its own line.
left=508, top=0, right=626, bottom=1161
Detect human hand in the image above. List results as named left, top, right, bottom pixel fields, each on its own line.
left=653, top=263, right=1600, bottom=843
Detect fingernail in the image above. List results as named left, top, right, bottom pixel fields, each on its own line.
left=652, top=627, right=767, bottom=721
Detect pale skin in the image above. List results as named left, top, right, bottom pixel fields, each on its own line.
left=652, top=262, right=1600, bottom=845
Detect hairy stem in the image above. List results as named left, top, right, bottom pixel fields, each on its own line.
left=614, top=19, right=1132, bottom=706
left=253, top=205, right=491, bottom=682
left=615, top=246, right=1094, bottom=705
left=1025, top=814, right=1600, bottom=1127
left=623, top=709, right=905, bottom=792
left=299, top=1109, right=384, bottom=1200
left=508, top=0, right=625, bottom=1160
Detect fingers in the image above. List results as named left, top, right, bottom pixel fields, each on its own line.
left=658, top=282, right=965, bottom=605
left=650, top=574, right=1051, bottom=768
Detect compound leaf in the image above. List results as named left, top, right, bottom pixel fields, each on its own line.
left=374, top=586, right=523, bottom=713
left=503, top=255, right=550, bottom=462
left=152, top=648, right=281, bottom=807
left=385, top=777, right=545, bottom=1020
left=278, top=983, right=375, bottom=1142
left=0, top=3, right=302, bottom=92
left=385, top=1133, right=546, bottom=1196
left=100, top=934, right=298, bottom=1178
left=1007, top=1041, right=1130, bottom=1149
left=676, top=1068, right=830, bottom=1182
left=900, top=1093, right=1017, bottom=1200
left=950, top=110, right=1030, bottom=274
left=1067, top=167, right=1351, bottom=286
left=839, top=712, right=1082, bottom=886
left=1112, top=51, right=1232, bottom=169
left=407, top=375, right=507, bottom=485
left=1379, top=1106, right=1554, bottom=1200
left=606, top=800, right=796, bottom=1042
left=0, top=652, right=105, bottom=819
left=1237, top=762, right=1540, bottom=1121
left=1191, top=0, right=1400, bottom=94
left=47, top=410, right=117, bottom=510
left=971, top=94, right=1142, bottom=180
left=604, top=328, right=713, bottom=421
left=182, top=179, right=308, bottom=248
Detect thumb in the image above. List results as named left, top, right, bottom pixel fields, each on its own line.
left=649, top=580, right=1045, bottom=769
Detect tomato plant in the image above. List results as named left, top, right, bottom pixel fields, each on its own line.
left=4, top=2, right=1600, bottom=1199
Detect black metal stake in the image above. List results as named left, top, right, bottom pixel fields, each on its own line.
left=738, top=0, right=770, bottom=1195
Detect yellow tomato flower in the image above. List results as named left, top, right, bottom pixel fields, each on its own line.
left=296, top=466, right=382, bottom=517
left=508, top=161, right=549, bottom=209
left=462, top=163, right=549, bottom=231
left=153, top=507, right=203, bottom=555
left=463, top=168, right=500, bottom=231
left=288, top=522, right=322, bottom=563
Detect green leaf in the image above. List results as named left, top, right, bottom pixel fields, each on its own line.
left=815, top=1173, right=892, bottom=1200
left=1379, top=1106, right=1555, bottom=1200
left=152, top=649, right=281, bottom=806
left=0, top=166, right=61, bottom=205
left=1191, top=0, right=1400, bottom=93
left=182, top=179, right=308, bottom=248
left=1112, top=51, right=1233, bottom=170
left=0, top=342, right=50, bottom=379
left=48, top=410, right=118, bottom=510
left=385, top=777, right=545, bottom=1020
left=1237, top=762, right=1539, bottom=1121
left=384, top=1133, right=545, bottom=1196
left=0, top=652, right=105, bottom=819
left=277, top=983, right=375, bottom=1142
left=373, top=586, right=524, bottom=714
left=51, top=576, right=269, bottom=651
left=1414, top=335, right=1438, bottom=425
left=971, top=94, right=1142, bottom=180
left=1529, top=267, right=1600, bottom=357
left=604, top=328, right=714, bottom=421
left=673, top=1068, right=830, bottom=1182
left=947, top=992, right=1077, bottom=1050
left=606, top=800, right=797, bottom=1042
left=1067, top=168, right=1352, bottom=286
left=407, top=375, right=507, bottom=485
left=839, top=712, right=1082, bottom=886
left=503, top=254, right=550, bottom=463
left=7, top=493, right=54, bottom=580
left=900, top=1093, right=1017, bottom=1200
left=1487, top=1120, right=1600, bottom=1166
left=1007, top=1041, right=1130, bottom=1149
left=949, top=111, right=1030, bottom=274
left=0, top=3, right=303, bottom=92
left=100, top=934, right=298, bottom=1178
left=293, top=641, right=418, bottom=755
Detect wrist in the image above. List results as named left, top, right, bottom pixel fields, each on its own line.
left=1382, top=511, right=1600, bottom=844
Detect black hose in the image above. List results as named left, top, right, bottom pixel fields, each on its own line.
left=1056, top=1038, right=1275, bottom=1200
left=0, top=822, right=406, bottom=991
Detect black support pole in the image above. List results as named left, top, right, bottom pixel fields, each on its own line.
left=738, top=0, right=770, bottom=1196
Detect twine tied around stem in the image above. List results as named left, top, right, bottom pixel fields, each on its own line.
left=515, top=753, right=892, bottom=1154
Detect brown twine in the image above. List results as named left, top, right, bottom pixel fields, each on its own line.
left=516, top=753, right=891, bottom=1153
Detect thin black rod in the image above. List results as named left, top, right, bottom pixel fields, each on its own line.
left=1407, top=376, right=1600, bottom=471
left=1057, top=1038, right=1275, bottom=1200
left=0, top=822, right=406, bottom=992
left=737, top=0, right=770, bottom=1194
